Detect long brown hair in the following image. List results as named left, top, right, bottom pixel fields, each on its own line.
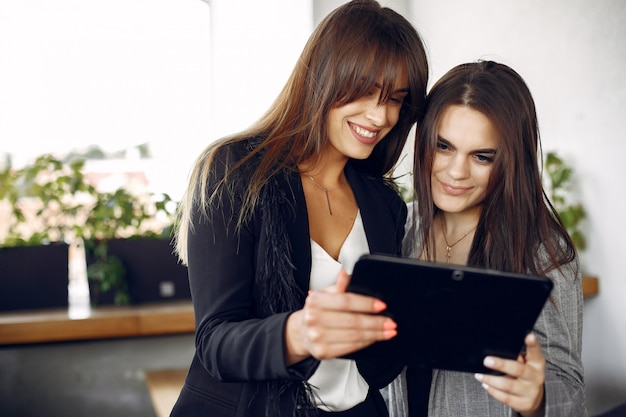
left=176, top=0, right=428, bottom=263
left=413, top=60, right=575, bottom=276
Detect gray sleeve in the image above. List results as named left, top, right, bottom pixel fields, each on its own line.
left=402, top=201, right=421, bottom=258
left=386, top=368, right=409, bottom=417
left=535, top=259, right=588, bottom=417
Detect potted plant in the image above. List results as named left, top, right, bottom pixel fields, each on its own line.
left=0, top=152, right=189, bottom=310
left=84, top=188, right=189, bottom=306
left=544, top=151, right=587, bottom=250
left=0, top=155, right=95, bottom=311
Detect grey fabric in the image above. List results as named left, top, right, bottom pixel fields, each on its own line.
left=387, top=203, right=588, bottom=417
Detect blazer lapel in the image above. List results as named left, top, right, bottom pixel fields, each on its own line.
left=346, top=164, right=402, bottom=256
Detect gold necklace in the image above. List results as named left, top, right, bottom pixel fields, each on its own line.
left=441, top=219, right=476, bottom=263
left=304, top=174, right=347, bottom=216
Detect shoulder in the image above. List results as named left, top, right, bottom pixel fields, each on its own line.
left=211, top=136, right=261, bottom=167
left=402, top=202, right=421, bottom=258
left=346, top=164, right=408, bottom=248
left=347, top=163, right=405, bottom=205
left=536, top=235, right=580, bottom=281
left=199, top=136, right=266, bottom=191
left=357, top=171, right=406, bottom=219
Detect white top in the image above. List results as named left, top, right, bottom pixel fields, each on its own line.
left=307, top=210, right=370, bottom=411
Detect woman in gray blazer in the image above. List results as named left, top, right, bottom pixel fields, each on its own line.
left=388, top=61, right=587, bottom=416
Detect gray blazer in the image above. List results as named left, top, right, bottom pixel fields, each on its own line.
left=386, top=204, right=588, bottom=417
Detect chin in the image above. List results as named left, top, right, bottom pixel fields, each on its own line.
left=349, top=147, right=376, bottom=161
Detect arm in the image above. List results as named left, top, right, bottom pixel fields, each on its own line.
left=187, top=146, right=309, bottom=382
left=477, top=260, right=587, bottom=417
left=534, top=260, right=587, bottom=417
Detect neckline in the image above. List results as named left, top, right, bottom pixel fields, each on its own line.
left=310, top=210, right=362, bottom=263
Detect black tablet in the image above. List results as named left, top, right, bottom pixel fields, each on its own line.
left=344, top=254, right=553, bottom=374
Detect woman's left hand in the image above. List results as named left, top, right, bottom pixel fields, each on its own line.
left=474, top=332, right=546, bottom=417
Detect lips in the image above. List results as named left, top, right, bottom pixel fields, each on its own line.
left=440, top=181, right=471, bottom=196
left=350, top=122, right=379, bottom=145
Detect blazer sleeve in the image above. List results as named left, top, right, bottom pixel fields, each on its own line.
left=352, top=171, right=408, bottom=388
left=535, top=259, right=588, bottom=417
left=186, top=145, right=316, bottom=383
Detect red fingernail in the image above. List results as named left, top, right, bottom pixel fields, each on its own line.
left=383, top=329, right=397, bottom=339
left=373, top=300, right=387, bottom=312
left=383, top=319, right=397, bottom=330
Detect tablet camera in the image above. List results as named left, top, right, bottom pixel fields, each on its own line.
left=451, top=270, right=464, bottom=281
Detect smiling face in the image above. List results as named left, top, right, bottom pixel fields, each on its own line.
left=325, top=66, right=409, bottom=162
left=431, top=104, right=499, bottom=216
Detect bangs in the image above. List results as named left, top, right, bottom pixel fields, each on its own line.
left=333, top=44, right=408, bottom=106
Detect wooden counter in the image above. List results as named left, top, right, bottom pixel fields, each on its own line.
left=0, top=301, right=194, bottom=346
left=0, top=276, right=599, bottom=346
left=582, top=275, right=599, bottom=298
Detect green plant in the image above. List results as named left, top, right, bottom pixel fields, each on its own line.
left=84, top=188, right=176, bottom=305
left=84, top=242, right=130, bottom=306
left=0, top=155, right=97, bottom=246
left=544, top=151, right=587, bottom=250
left=0, top=153, right=178, bottom=306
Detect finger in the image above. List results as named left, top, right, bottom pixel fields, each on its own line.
left=481, top=356, right=525, bottom=379
left=333, top=269, right=351, bottom=293
left=523, top=333, right=545, bottom=369
left=304, top=307, right=397, bottom=332
left=304, top=323, right=397, bottom=359
left=306, top=289, right=388, bottom=314
left=475, top=373, right=545, bottom=414
left=476, top=337, right=546, bottom=413
left=321, top=270, right=350, bottom=294
left=306, top=323, right=397, bottom=346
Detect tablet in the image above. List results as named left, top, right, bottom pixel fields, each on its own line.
left=344, top=254, right=553, bottom=374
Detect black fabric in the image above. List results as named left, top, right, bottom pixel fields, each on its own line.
left=406, top=367, right=432, bottom=417
left=594, top=403, right=626, bottom=417
left=316, top=388, right=389, bottom=417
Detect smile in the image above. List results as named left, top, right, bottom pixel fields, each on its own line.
left=351, top=123, right=377, bottom=139
left=440, top=181, right=471, bottom=196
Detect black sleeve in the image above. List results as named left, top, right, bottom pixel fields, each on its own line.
left=187, top=144, right=317, bottom=382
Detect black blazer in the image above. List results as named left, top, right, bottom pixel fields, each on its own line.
left=170, top=141, right=407, bottom=417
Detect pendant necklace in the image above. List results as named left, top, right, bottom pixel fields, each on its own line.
left=304, top=174, right=347, bottom=216
left=441, top=219, right=476, bottom=263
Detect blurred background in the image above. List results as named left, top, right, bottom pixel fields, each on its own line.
left=0, top=0, right=624, bottom=415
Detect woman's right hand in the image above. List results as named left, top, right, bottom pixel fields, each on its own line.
left=285, top=270, right=397, bottom=365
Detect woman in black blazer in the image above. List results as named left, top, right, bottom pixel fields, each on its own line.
left=170, top=1, right=429, bottom=416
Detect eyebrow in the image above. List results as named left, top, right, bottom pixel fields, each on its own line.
left=374, top=82, right=410, bottom=93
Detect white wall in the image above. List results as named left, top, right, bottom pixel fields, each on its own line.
left=208, top=0, right=313, bottom=140
left=314, top=0, right=410, bottom=22
left=0, top=0, right=213, bottom=200
left=408, top=1, right=626, bottom=414
left=0, top=0, right=312, bottom=201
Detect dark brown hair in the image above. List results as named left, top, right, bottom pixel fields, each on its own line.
left=176, top=0, right=429, bottom=262
left=413, top=60, right=576, bottom=275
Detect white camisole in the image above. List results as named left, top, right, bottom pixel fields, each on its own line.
left=307, top=210, right=370, bottom=412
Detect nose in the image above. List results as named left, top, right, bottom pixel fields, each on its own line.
left=366, top=102, right=389, bottom=128
left=447, top=155, right=469, bottom=180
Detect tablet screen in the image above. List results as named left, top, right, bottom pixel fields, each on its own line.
left=344, top=254, right=553, bottom=374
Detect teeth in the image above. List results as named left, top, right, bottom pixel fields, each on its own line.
left=353, top=125, right=376, bottom=138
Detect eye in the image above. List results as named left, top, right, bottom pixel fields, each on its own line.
left=389, top=95, right=405, bottom=105
left=436, top=140, right=450, bottom=151
left=474, top=153, right=495, bottom=164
